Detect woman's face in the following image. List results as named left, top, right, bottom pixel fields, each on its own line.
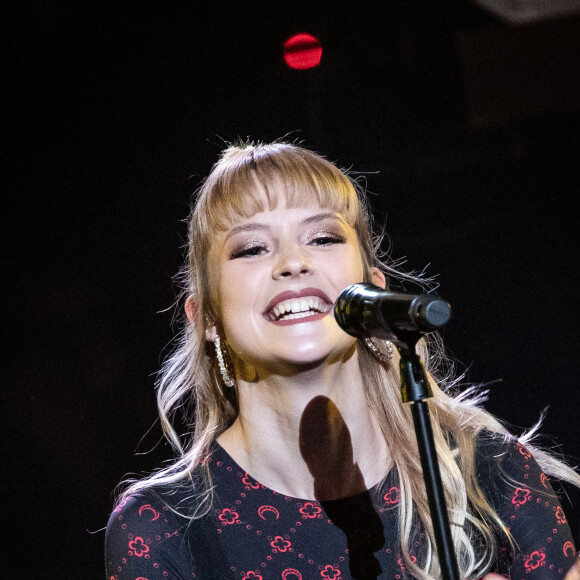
left=207, top=203, right=384, bottom=376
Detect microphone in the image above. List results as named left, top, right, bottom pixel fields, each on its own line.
left=334, top=283, right=451, bottom=340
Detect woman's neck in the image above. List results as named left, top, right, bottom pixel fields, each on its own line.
left=217, top=356, right=391, bottom=501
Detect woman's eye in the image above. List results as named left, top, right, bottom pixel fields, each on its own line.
left=230, top=244, right=268, bottom=259
left=309, top=235, right=345, bottom=246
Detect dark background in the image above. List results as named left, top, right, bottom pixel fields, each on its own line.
left=5, top=2, right=580, bottom=577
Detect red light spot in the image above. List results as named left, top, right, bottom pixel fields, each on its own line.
left=283, top=33, right=322, bottom=70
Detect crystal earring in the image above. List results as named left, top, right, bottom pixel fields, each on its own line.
left=364, top=337, right=394, bottom=362
left=214, top=335, right=235, bottom=388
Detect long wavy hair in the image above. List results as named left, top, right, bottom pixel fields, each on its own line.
left=119, top=141, right=580, bottom=579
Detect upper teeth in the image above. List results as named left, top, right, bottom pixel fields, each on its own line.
left=270, top=296, right=328, bottom=320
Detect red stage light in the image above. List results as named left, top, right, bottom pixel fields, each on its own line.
left=283, top=33, right=322, bottom=70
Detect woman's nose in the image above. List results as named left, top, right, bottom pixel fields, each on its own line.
left=272, top=244, right=313, bottom=279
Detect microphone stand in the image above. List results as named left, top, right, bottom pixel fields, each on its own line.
left=333, top=282, right=459, bottom=577
left=395, top=331, right=460, bottom=580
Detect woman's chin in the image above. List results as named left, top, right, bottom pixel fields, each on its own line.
left=271, top=340, right=358, bottom=373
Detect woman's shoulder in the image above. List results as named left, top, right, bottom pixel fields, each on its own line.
left=105, top=486, right=200, bottom=578
left=105, top=472, right=239, bottom=579
left=107, top=442, right=234, bottom=524
left=472, top=433, right=577, bottom=574
left=472, top=430, right=557, bottom=506
left=105, top=486, right=196, bottom=552
left=474, top=430, right=537, bottom=473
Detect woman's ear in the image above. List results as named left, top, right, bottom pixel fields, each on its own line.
left=185, top=296, right=197, bottom=322
left=370, top=267, right=387, bottom=289
left=185, top=296, right=218, bottom=342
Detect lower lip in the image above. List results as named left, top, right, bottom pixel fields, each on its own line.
left=269, top=312, right=329, bottom=326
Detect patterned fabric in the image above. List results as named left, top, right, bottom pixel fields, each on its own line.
left=105, top=435, right=577, bottom=579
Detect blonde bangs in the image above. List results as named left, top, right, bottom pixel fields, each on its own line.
left=196, top=143, right=360, bottom=233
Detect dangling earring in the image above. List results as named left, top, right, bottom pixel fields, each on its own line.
left=214, top=335, right=235, bottom=388
left=364, top=337, right=394, bottom=363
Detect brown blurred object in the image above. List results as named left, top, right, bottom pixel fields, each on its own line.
left=470, top=0, right=580, bottom=24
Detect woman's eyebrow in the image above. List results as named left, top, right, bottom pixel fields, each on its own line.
left=225, top=223, right=270, bottom=240
left=225, top=212, right=343, bottom=241
left=301, top=212, right=344, bottom=225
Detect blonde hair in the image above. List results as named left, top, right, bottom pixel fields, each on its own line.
left=120, top=141, right=580, bottom=578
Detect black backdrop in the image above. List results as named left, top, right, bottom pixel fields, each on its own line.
left=6, top=2, right=580, bottom=578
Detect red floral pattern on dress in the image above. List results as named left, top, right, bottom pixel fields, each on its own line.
left=383, top=486, right=400, bottom=505
left=555, top=506, right=567, bottom=524
left=270, top=535, right=292, bottom=552
left=511, top=487, right=531, bottom=506
left=563, top=541, right=576, bottom=557
left=242, top=572, right=263, bottom=580
left=138, top=504, right=160, bottom=521
left=299, top=502, right=322, bottom=518
left=242, top=473, right=261, bottom=489
left=113, top=498, right=129, bottom=513
left=128, top=537, right=149, bottom=557
left=517, top=443, right=532, bottom=460
left=258, top=504, right=280, bottom=520
left=320, top=564, right=342, bottom=579
left=217, top=507, right=240, bottom=525
left=397, top=554, right=417, bottom=569
left=282, top=568, right=303, bottom=580
left=524, top=550, right=546, bottom=571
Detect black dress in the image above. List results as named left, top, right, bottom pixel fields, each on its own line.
left=105, top=435, right=577, bottom=579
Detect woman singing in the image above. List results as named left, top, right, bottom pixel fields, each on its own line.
left=106, top=141, right=579, bottom=579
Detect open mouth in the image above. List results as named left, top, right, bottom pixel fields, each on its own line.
left=266, top=296, right=332, bottom=322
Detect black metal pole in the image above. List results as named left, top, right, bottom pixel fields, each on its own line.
left=399, top=350, right=460, bottom=580
left=412, top=401, right=459, bottom=579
